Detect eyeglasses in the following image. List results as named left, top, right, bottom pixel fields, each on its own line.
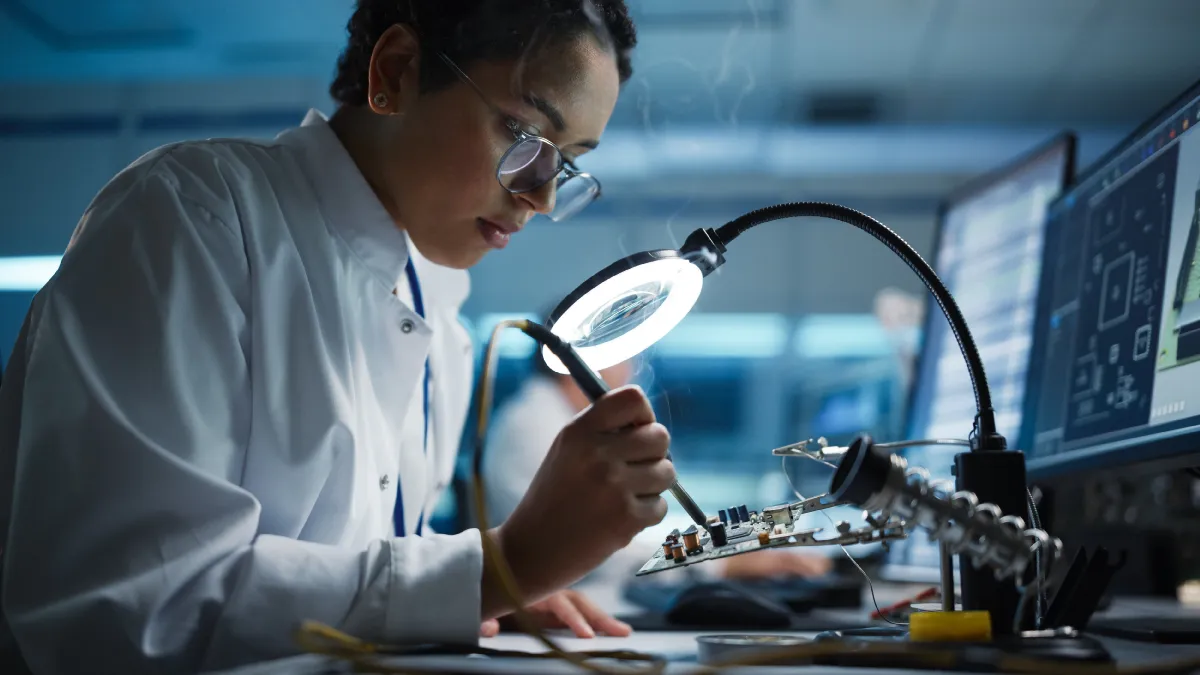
left=436, top=52, right=602, bottom=222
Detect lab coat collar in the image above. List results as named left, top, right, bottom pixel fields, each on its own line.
left=278, top=109, right=411, bottom=293
left=280, top=109, right=470, bottom=311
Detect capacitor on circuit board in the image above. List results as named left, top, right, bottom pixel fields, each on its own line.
left=718, top=509, right=729, bottom=524
left=709, top=521, right=728, bottom=547
left=737, top=505, right=750, bottom=522
left=728, top=507, right=741, bottom=525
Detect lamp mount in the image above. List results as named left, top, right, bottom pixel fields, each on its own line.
left=678, top=202, right=1002, bottom=451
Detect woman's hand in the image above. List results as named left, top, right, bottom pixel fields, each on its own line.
left=483, top=386, right=673, bottom=618
left=479, top=589, right=633, bottom=638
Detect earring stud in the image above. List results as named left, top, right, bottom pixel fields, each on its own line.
left=372, top=92, right=388, bottom=108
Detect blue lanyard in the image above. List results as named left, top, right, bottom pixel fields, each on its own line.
left=394, top=257, right=430, bottom=537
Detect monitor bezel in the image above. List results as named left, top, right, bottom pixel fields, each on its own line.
left=1021, top=78, right=1200, bottom=480
left=878, top=132, right=1077, bottom=584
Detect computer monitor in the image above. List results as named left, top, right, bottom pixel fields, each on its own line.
left=1022, top=79, right=1200, bottom=478
left=879, top=134, right=1077, bottom=582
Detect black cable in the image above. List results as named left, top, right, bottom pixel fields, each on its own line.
left=1027, top=488, right=1046, bottom=629
left=515, top=321, right=611, bottom=400
left=709, top=202, right=1001, bottom=450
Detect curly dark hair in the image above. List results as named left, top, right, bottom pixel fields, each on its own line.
left=329, top=0, right=637, bottom=106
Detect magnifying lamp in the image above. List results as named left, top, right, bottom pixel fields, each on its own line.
left=544, top=202, right=1001, bottom=449
left=543, top=202, right=1032, bottom=632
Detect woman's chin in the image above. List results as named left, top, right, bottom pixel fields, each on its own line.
left=429, top=246, right=490, bottom=270
left=411, top=233, right=491, bottom=270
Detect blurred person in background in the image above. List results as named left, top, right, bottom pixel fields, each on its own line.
left=0, top=2, right=673, bottom=673
left=873, top=287, right=924, bottom=388
left=483, top=341, right=833, bottom=590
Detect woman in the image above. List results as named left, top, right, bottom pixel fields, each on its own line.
left=0, top=1, right=674, bottom=672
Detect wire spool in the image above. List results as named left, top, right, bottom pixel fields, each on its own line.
left=696, top=635, right=813, bottom=666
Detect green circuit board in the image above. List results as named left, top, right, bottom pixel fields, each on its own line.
left=636, top=498, right=907, bottom=577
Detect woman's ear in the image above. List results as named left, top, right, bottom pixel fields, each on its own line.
left=367, top=24, right=423, bottom=115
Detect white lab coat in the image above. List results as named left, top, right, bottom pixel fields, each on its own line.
left=0, top=110, right=481, bottom=674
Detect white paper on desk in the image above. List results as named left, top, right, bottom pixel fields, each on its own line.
left=369, top=656, right=709, bottom=674
left=485, top=631, right=704, bottom=659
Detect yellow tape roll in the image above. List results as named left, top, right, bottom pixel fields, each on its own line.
left=908, top=610, right=992, bottom=642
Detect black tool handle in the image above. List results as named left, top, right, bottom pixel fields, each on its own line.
left=522, top=323, right=708, bottom=528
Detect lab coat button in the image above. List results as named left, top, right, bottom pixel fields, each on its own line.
left=400, top=319, right=415, bottom=334
left=379, top=475, right=390, bottom=490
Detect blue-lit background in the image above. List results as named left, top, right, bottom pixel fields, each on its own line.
left=3, top=1, right=1200, bottom=537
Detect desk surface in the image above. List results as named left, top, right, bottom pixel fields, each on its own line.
left=205, top=591, right=1200, bottom=675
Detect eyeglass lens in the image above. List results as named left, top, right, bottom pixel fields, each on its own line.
left=498, top=137, right=561, bottom=193
left=549, top=174, right=600, bottom=222
left=497, top=135, right=601, bottom=221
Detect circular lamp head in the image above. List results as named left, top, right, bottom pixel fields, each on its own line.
left=542, top=250, right=703, bottom=374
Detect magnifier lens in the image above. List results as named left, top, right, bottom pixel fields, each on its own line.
left=544, top=257, right=702, bottom=374
left=573, top=280, right=673, bottom=349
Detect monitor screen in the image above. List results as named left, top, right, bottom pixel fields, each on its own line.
left=881, top=135, right=1075, bottom=582
left=1023, top=81, right=1200, bottom=477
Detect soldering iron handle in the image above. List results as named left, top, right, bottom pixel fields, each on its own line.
left=518, top=321, right=609, bottom=401
left=670, top=482, right=709, bottom=528
left=574, top=368, right=708, bottom=527
left=524, top=321, right=709, bottom=528
left=563, top=357, right=610, bottom=402
left=564, top=359, right=682, bottom=463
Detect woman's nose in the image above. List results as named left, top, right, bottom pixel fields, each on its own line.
left=520, top=178, right=557, bottom=215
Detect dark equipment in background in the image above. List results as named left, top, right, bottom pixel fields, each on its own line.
left=1022, top=77, right=1200, bottom=643
left=880, top=133, right=1076, bottom=585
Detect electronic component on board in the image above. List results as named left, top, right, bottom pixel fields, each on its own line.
left=718, top=509, right=729, bottom=524
left=763, top=504, right=793, bottom=526
left=736, top=504, right=750, bottom=522
left=661, top=541, right=673, bottom=557
left=682, top=524, right=703, bottom=554
left=728, top=507, right=741, bottom=525
left=757, top=531, right=770, bottom=546
left=671, top=544, right=685, bottom=562
left=709, top=521, right=728, bottom=547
